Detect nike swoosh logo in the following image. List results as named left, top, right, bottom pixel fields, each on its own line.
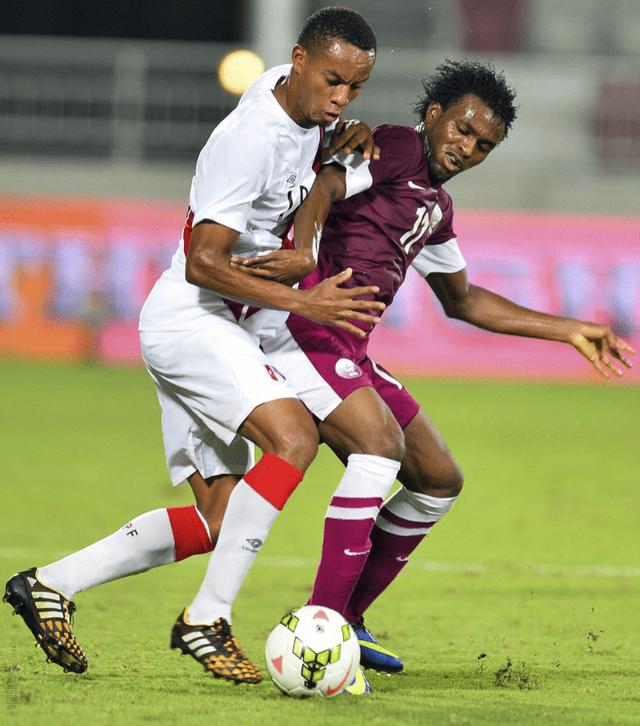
left=396, top=556, right=409, bottom=562
left=326, top=659, right=355, bottom=695
left=344, top=549, right=369, bottom=557
left=408, top=181, right=427, bottom=191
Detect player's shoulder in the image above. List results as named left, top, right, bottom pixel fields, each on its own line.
left=369, top=124, right=425, bottom=179
left=206, top=87, right=281, bottom=158
left=238, top=64, right=291, bottom=106
left=373, top=124, right=422, bottom=151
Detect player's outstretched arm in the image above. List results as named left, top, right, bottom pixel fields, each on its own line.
left=186, top=220, right=383, bottom=336
left=427, top=268, right=635, bottom=379
left=229, top=165, right=347, bottom=285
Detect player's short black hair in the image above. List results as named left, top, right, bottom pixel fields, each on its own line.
left=413, top=59, right=518, bottom=140
left=298, top=6, right=377, bottom=58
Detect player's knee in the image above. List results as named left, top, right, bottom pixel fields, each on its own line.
left=271, top=414, right=319, bottom=473
left=404, top=459, right=464, bottom=497
left=363, top=425, right=405, bottom=462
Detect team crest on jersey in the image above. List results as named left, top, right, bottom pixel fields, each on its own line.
left=335, top=358, right=363, bottom=379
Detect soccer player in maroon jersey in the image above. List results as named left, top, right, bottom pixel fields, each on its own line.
left=232, top=59, right=635, bottom=675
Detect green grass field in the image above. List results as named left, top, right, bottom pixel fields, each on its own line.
left=1, top=361, right=639, bottom=726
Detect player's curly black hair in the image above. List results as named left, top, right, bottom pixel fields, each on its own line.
left=298, top=6, right=377, bottom=58
left=413, top=59, right=518, bottom=140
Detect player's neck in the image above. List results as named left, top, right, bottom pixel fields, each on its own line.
left=272, top=75, right=313, bottom=129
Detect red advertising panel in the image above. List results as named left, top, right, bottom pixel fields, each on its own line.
left=0, top=196, right=638, bottom=383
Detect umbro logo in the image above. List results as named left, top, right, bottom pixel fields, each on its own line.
left=246, top=539, right=263, bottom=549
left=287, top=175, right=297, bottom=185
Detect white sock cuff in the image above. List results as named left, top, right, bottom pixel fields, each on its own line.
left=384, top=487, right=458, bottom=523
left=332, top=453, right=401, bottom=498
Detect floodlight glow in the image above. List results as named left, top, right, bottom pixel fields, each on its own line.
left=218, top=50, right=265, bottom=95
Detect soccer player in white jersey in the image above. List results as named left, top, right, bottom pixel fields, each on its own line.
left=4, top=7, right=382, bottom=686
left=232, top=60, right=635, bottom=676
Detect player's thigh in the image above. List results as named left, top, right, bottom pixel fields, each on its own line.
left=318, top=386, right=405, bottom=461
left=398, top=409, right=463, bottom=497
left=140, top=322, right=299, bottom=445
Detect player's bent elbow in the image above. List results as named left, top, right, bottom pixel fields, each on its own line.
left=184, top=261, right=201, bottom=287
left=184, top=253, right=212, bottom=288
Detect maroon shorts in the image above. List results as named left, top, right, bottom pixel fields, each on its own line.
left=270, top=313, right=420, bottom=431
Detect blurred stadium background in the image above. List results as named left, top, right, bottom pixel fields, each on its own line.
left=1, top=0, right=638, bottom=380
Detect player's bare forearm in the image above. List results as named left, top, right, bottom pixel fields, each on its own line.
left=229, top=165, right=347, bottom=285
left=292, top=164, right=346, bottom=265
left=187, top=222, right=384, bottom=336
left=428, top=271, right=635, bottom=378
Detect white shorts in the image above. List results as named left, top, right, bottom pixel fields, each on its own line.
left=140, top=317, right=298, bottom=486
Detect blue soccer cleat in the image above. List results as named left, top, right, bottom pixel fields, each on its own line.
left=353, top=619, right=404, bottom=673
left=342, top=665, right=371, bottom=695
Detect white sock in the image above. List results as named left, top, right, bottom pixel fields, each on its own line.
left=187, top=480, right=278, bottom=624
left=37, top=508, right=176, bottom=599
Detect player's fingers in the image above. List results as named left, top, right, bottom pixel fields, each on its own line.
left=359, top=140, right=381, bottom=161
left=347, top=284, right=382, bottom=298
left=610, top=341, right=636, bottom=367
left=339, top=299, right=385, bottom=313
left=601, top=354, right=623, bottom=377
left=334, top=321, right=367, bottom=337
left=588, top=354, right=610, bottom=379
left=342, top=311, right=382, bottom=325
left=327, top=268, right=354, bottom=284
left=230, top=256, right=266, bottom=267
left=230, top=265, right=273, bottom=278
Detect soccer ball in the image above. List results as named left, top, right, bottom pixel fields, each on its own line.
left=265, top=605, right=360, bottom=698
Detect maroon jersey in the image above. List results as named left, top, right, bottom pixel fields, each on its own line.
left=275, top=125, right=453, bottom=429
left=299, top=124, right=456, bottom=321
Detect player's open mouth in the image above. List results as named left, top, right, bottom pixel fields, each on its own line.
left=444, top=152, right=462, bottom=172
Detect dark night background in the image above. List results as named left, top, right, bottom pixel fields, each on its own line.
left=2, top=0, right=247, bottom=42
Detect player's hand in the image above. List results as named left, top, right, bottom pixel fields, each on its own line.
left=296, top=268, right=385, bottom=336
left=329, top=119, right=380, bottom=161
left=230, top=249, right=316, bottom=286
left=569, top=323, right=635, bottom=379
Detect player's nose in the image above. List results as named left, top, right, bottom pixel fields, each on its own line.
left=330, top=85, right=350, bottom=109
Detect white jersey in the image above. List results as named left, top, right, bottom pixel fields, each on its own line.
left=139, top=64, right=330, bottom=335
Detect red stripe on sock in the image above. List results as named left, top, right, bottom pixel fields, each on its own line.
left=243, top=453, right=304, bottom=511
left=167, top=505, right=213, bottom=562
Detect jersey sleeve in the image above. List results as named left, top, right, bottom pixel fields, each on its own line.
left=411, top=238, right=466, bottom=277
left=325, top=149, right=372, bottom=198
left=190, top=123, right=272, bottom=232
